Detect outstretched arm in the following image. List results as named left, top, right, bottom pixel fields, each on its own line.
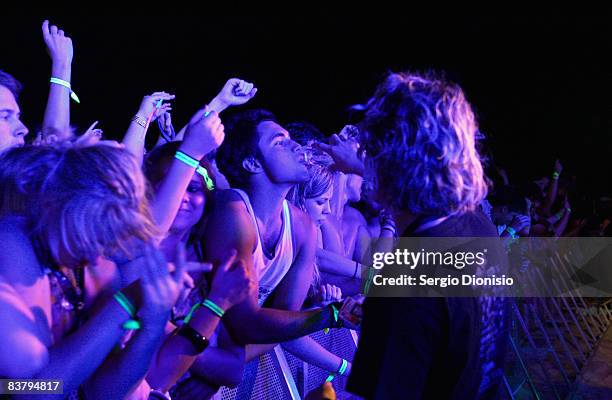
left=122, top=92, right=174, bottom=165
left=174, top=78, right=257, bottom=141
left=149, top=107, right=224, bottom=238
left=41, top=20, right=73, bottom=141
left=541, top=160, right=563, bottom=216
left=203, top=195, right=335, bottom=345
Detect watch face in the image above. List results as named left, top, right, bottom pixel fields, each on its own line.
left=178, top=325, right=209, bottom=353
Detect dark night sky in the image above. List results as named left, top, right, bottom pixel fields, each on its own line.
left=2, top=15, right=611, bottom=196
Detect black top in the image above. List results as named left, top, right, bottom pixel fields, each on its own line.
left=347, top=210, right=508, bottom=400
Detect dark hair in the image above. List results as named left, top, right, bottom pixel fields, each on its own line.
left=0, top=70, right=23, bottom=99
left=216, top=109, right=278, bottom=188
left=144, top=141, right=217, bottom=250
left=0, top=146, right=62, bottom=217
left=285, top=121, right=325, bottom=146
left=144, top=141, right=216, bottom=194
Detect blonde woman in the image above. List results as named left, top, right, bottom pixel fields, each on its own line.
left=0, top=145, right=187, bottom=398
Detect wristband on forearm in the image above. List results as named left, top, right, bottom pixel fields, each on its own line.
left=174, top=151, right=215, bottom=190
left=325, top=358, right=348, bottom=382
left=113, top=291, right=141, bottom=330
left=50, top=77, right=80, bottom=103
left=328, top=302, right=343, bottom=329
left=183, top=298, right=226, bottom=324
left=131, top=115, right=148, bottom=129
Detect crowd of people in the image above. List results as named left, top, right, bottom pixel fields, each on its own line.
left=0, top=20, right=609, bottom=400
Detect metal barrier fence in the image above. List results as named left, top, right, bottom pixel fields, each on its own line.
left=219, top=328, right=359, bottom=400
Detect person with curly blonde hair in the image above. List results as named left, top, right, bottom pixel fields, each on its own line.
left=319, top=72, right=508, bottom=399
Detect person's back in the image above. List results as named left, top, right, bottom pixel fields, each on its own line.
left=348, top=210, right=508, bottom=399
left=338, top=72, right=509, bottom=399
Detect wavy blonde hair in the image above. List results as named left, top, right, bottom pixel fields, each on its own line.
left=289, top=160, right=335, bottom=289
left=25, top=145, right=158, bottom=263
left=360, top=72, right=487, bottom=216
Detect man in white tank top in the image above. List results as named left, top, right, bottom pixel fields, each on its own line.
left=205, top=109, right=350, bottom=349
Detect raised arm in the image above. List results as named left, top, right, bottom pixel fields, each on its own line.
left=122, top=92, right=174, bottom=165
left=41, top=20, right=74, bottom=141
left=541, top=159, right=563, bottom=216
left=315, top=134, right=365, bottom=176
left=174, top=78, right=257, bottom=141
left=149, top=107, right=224, bottom=237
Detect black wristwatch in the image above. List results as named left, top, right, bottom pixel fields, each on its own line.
left=176, top=325, right=210, bottom=354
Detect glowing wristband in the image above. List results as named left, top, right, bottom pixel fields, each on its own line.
left=182, top=302, right=201, bottom=324
left=113, top=292, right=136, bottom=318
left=175, top=151, right=200, bottom=168
left=122, top=319, right=141, bottom=330
left=338, top=358, right=348, bottom=375
left=326, top=358, right=348, bottom=382
left=324, top=302, right=342, bottom=334
left=196, top=166, right=215, bottom=191
left=182, top=298, right=225, bottom=324
left=202, top=299, right=225, bottom=318
left=552, top=171, right=560, bottom=180
left=50, top=77, right=80, bottom=103
left=145, top=99, right=163, bottom=129
left=175, top=151, right=215, bottom=191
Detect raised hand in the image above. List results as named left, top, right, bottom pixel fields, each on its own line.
left=42, top=20, right=73, bottom=68
left=510, top=214, right=531, bottom=234
left=314, top=134, right=365, bottom=176
left=554, top=159, right=563, bottom=174
left=180, top=106, right=225, bottom=160
left=71, top=121, right=103, bottom=147
left=136, top=92, right=175, bottom=123
left=213, top=78, right=258, bottom=108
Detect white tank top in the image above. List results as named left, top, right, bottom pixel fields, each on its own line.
left=232, top=189, right=294, bottom=305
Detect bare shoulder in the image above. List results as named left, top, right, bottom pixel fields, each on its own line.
left=213, top=188, right=246, bottom=206
left=343, top=205, right=368, bottom=226
left=210, top=189, right=251, bottom=226
left=287, top=203, right=317, bottom=248
left=0, top=217, right=44, bottom=285
left=204, top=190, right=257, bottom=258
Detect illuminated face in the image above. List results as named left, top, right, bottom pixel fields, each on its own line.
left=171, top=173, right=206, bottom=233
left=256, top=121, right=309, bottom=185
left=0, top=86, right=28, bottom=153
left=304, top=185, right=333, bottom=226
